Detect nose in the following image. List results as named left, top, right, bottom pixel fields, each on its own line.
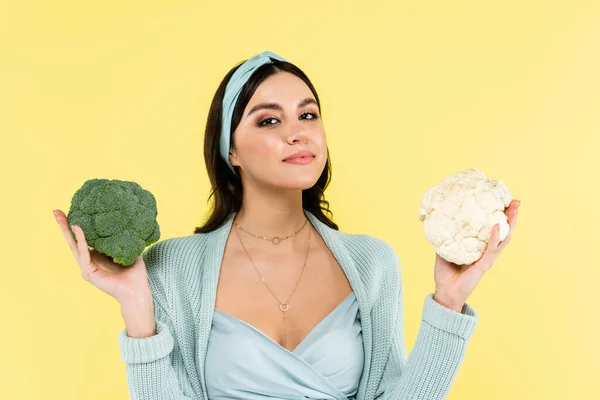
left=287, top=130, right=309, bottom=145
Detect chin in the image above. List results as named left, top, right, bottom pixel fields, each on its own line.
left=279, top=178, right=319, bottom=190
left=258, top=159, right=325, bottom=189
left=276, top=170, right=322, bottom=190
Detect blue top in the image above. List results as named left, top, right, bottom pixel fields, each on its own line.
left=118, top=210, right=479, bottom=399
left=205, top=291, right=364, bottom=400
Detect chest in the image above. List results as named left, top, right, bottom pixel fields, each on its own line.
left=214, top=233, right=353, bottom=352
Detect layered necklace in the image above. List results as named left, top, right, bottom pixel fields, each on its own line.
left=232, top=216, right=311, bottom=349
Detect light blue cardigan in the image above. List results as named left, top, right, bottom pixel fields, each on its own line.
left=118, top=210, right=478, bottom=399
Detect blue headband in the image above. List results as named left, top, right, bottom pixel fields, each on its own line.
left=220, top=50, right=289, bottom=174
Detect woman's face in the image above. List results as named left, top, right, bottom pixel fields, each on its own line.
left=229, top=71, right=327, bottom=191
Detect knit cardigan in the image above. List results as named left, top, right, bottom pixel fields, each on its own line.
left=118, top=210, right=479, bottom=400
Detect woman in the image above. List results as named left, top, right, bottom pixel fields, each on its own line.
left=54, top=50, right=519, bottom=399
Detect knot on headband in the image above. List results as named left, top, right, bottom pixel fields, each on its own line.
left=220, top=50, right=289, bottom=175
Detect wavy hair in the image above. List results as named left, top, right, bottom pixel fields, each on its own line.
left=193, top=57, right=338, bottom=234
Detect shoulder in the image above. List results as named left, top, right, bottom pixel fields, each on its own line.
left=335, top=230, right=403, bottom=291
left=337, top=230, right=400, bottom=266
left=356, top=233, right=399, bottom=265
left=336, top=232, right=405, bottom=331
left=142, top=233, right=209, bottom=275
left=141, top=233, right=211, bottom=303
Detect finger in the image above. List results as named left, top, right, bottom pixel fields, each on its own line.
left=71, top=224, right=91, bottom=267
left=499, top=208, right=518, bottom=249
left=483, top=224, right=499, bottom=254
left=494, top=223, right=502, bottom=248
left=54, top=210, right=80, bottom=258
left=505, top=200, right=519, bottom=214
left=476, top=225, right=498, bottom=269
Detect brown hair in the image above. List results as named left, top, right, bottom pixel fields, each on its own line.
left=193, top=57, right=338, bottom=234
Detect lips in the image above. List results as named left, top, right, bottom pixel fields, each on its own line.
left=283, top=150, right=315, bottom=161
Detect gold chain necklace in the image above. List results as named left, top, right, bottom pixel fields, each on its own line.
left=233, top=219, right=311, bottom=349
left=234, top=217, right=308, bottom=244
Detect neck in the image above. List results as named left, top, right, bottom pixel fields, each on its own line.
left=233, top=186, right=308, bottom=242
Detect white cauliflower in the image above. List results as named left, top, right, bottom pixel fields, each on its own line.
left=418, top=168, right=513, bottom=265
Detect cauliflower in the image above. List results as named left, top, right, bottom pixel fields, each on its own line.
left=67, top=179, right=161, bottom=266
left=418, top=168, right=512, bottom=265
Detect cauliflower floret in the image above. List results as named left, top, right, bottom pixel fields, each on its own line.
left=418, top=168, right=512, bottom=265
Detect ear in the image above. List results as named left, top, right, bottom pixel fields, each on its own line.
left=229, top=148, right=239, bottom=167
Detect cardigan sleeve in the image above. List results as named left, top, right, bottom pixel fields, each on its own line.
left=118, top=298, right=196, bottom=399
left=376, top=288, right=478, bottom=400
left=116, top=240, right=198, bottom=399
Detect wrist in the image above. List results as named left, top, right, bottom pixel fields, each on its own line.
left=433, top=291, right=465, bottom=313
left=118, top=284, right=152, bottom=307
left=120, top=290, right=156, bottom=338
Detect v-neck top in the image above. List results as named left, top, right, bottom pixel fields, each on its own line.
left=205, top=291, right=364, bottom=400
left=118, top=210, right=479, bottom=400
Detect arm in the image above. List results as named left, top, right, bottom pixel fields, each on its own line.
left=118, top=297, right=196, bottom=400
left=379, top=293, right=477, bottom=400
left=375, top=251, right=478, bottom=400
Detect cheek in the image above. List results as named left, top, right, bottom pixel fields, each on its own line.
left=314, top=133, right=327, bottom=155
left=315, top=126, right=327, bottom=143
left=242, top=136, right=280, bottom=163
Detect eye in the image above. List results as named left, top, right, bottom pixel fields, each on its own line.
left=256, top=112, right=320, bottom=128
left=257, top=117, right=278, bottom=127
left=301, top=112, right=320, bottom=121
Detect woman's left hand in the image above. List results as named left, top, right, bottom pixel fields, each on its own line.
left=432, top=199, right=521, bottom=312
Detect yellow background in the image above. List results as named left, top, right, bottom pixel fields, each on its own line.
left=1, top=0, right=598, bottom=398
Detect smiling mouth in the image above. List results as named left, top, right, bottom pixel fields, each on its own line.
left=283, top=156, right=315, bottom=164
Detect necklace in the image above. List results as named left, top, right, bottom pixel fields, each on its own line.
left=234, top=217, right=308, bottom=244
left=233, top=219, right=311, bottom=349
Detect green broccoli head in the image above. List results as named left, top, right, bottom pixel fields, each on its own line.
left=67, top=179, right=160, bottom=267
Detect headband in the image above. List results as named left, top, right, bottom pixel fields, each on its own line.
left=220, top=50, right=289, bottom=174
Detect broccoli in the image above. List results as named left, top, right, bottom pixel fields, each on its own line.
left=67, top=179, right=161, bottom=267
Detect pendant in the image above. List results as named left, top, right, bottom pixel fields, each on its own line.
left=282, top=312, right=287, bottom=347
left=271, top=236, right=281, bottom=244
left=279, top=302, right=289, bottom=312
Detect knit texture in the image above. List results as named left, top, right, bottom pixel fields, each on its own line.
left=118, top=210, right=478, bottom=400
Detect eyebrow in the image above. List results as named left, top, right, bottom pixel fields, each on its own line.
left=246, top=97, right=318, bottom=117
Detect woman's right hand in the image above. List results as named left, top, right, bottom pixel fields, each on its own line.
left=53, top=209, right=151, bottom=304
